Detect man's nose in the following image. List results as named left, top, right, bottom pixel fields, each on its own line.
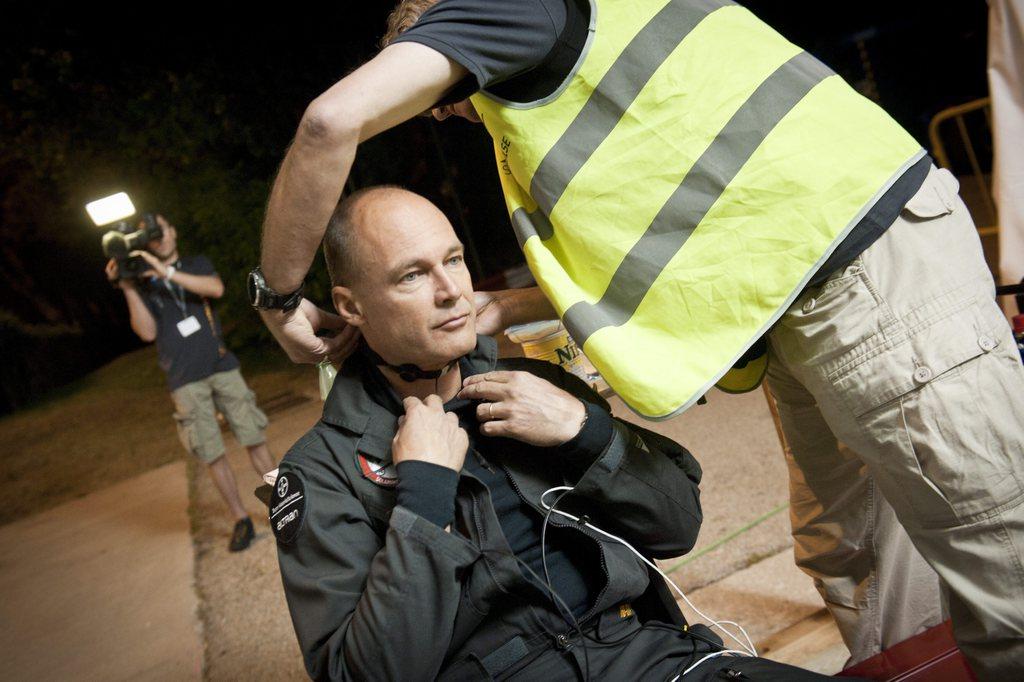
left=434, top=268, right=462, bottom=303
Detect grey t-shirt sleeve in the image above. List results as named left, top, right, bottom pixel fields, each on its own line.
left=391, top=0, right=565, bottom=103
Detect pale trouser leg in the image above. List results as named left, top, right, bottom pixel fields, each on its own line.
left=768, top=166, right=1024, bottom=680
left=766, top=358, right=943, bottom=665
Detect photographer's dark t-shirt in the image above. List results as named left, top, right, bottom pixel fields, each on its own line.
left=141, top=255, right=239, bottom=391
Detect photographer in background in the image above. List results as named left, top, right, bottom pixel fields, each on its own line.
left=106, top=213, right=276, bottom=552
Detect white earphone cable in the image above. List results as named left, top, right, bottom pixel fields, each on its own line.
left=539, top=486, right=757, bottom=659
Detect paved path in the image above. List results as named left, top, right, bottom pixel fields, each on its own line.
left=0, top=461, right=202, bottom=681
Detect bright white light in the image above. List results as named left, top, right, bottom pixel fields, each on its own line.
left=86, top=192, right=135, bottom=226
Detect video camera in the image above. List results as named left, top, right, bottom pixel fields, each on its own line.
left=102, top=212, right=163, bottom=279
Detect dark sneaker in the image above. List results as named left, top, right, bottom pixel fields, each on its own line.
left=229, top=517, right=254, bottom=552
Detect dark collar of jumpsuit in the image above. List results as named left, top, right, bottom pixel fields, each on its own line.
left=319, top=335, right=499, bottom=463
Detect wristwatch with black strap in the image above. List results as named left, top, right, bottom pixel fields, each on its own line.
left=247, top=266, right=304, bottom=312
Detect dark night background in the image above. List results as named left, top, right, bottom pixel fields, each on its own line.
left=0, top=2, right=990, bottom=414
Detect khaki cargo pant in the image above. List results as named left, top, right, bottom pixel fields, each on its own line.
left=766, top=166, right=1024, bottom=680
left=170, top=368, right=268, bottom=464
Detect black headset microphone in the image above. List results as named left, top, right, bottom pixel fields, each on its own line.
left=361, top=343, right=457, bottom=383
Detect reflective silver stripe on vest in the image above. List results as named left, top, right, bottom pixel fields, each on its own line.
left=530, top=0, right=734, bottom=216
left=511, top=207, right=554, bottom=250
left=563, top=51, right=834, bottom=347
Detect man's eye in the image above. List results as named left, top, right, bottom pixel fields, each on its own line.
left=401, top=271, right=420, bottom=283
left=446, top=256, right=463, bottom=266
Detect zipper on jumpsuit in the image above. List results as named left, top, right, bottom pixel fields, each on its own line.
left=501, top=467, right=612, bottom=640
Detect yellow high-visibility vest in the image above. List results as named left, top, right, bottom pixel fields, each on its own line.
left=470, top=0, right=923, bottom=419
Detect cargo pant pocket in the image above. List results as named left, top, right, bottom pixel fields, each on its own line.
left=171, top=385, right=200, bottom=456
left=212, top=370, right=267, bottom=447
left=172, top=411, right=198, bottom=455
left=235, top=388, right=268, bottom=446
left=171, top=382, right=224, bottom=464
left=248, top=389, right=268, bottom=431
left=771, top=257, right=884, bottom=376
left=838, top=299, right=1024, bottom=528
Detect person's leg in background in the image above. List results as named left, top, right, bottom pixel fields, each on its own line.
left=245, top=442, right=275, bottom=477
left=206, top=454, right=250, bottom=523
left=770, top=166, right=1024, bottom=679
left=209, top=368, right=275, bottom=476
left=765, top=357, right=943, bottom=665
left=172, top=377, right=254, bottom=552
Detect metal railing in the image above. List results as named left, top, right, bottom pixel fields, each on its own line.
left=928, top=97, right=998, bottom=238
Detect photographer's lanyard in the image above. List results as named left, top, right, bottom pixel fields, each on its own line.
left=156, top=262, right=224, bottom=355
left=161, top=261, right=200, bottom=340
left=163, top=283, right=188, bottom=319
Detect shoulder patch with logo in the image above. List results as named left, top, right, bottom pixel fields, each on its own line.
left=357, top=453, right=398, bottom=488
left=269, top=471, right=306, bottom=544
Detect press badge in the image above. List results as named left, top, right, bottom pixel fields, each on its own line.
left=177, top=315, right=201, bottom=337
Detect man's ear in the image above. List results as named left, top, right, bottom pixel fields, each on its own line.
left=332, top=285, right=365, bottom=327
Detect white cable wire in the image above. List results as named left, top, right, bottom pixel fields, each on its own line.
left=714, top=621, right=756, bottom=658
left=668, top=649, right=750, bottom=681
left=540, top=486, right=758, bottom=658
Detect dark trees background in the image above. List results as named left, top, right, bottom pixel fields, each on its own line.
left=0, top=2, right=989, bottom=414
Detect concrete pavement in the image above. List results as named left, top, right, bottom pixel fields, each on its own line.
left=0, top=461, right=202, bottom=681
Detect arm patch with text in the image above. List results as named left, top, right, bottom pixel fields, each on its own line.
left=269, top=471, right=306, bottom=544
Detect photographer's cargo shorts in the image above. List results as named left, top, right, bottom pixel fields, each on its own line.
left=766, top=165, right=1024, bottom=680
left=170, top=368, right=268, bottom=464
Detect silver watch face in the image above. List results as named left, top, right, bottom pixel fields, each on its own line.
left=248, top=268, right=266, bottom=307
left=248, top=267, right=301, bottom=310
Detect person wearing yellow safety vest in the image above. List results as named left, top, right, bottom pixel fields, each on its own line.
left=252, top=1, right=1024, bottom=678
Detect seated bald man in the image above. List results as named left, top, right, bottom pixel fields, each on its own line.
left=270, top=186, right=849, bottom=681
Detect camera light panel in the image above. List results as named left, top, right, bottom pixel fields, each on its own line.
left=86, top=192, right=136, bottom=226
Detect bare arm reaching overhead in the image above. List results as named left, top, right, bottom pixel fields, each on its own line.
left=258, top=43, right=468, bottom=362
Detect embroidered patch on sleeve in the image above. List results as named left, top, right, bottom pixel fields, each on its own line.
left=357, top=453, right=398, bottom=487
left=269, top=471, right=306, bottom=544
